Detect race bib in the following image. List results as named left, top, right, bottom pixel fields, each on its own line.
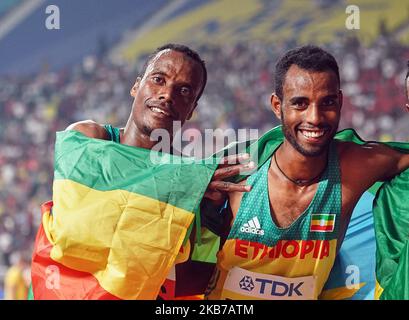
left=221, top=267, right=316, bottom=300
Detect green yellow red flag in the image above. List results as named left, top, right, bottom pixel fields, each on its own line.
left=30, top=130, right=218, bottom=299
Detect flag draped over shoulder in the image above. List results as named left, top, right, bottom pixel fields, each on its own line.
left=192, top=126, right=409, bottom=300
left=320, top=131, right=409, bottom=300
left=30, top=130, right=218, bottom=300
left=373, top=169, right=409, bottom=299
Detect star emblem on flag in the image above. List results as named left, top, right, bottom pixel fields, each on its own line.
left=239, top=276, right=254, bottom=291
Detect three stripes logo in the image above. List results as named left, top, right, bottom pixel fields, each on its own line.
left=240, top=216, right=265, bottom=236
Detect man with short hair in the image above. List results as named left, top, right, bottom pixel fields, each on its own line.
left=72, top=43, right=254, bottom=295
left=30, top=43, right=252, bottom=300
left=205, top=45, right=409, bottom=300
left=68, top=43, right=251, bottom=203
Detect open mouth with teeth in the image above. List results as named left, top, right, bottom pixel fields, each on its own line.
left=298, top=129, right=328, bottom=142
left=149, top=106, right=172, bottom=118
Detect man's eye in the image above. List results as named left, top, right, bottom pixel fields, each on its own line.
left=180, top=87, right=191, bottom=96
left=322, top=99, right=335, bottom=107
left=293, top=100, right=308, bottom=108
left=152, top=76, right=164, bottom=84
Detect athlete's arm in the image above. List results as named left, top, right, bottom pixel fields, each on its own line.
left=342, top=141, right=409, bottom=185
left=65, top=120, right=108, bottom=139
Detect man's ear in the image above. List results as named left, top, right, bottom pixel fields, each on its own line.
left=271, top=93, right=282, bottom=120
left=130, top=77, right=141, bottom=97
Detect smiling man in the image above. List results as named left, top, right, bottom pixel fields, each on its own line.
left=205, top=45, right=409, bottom=300
left=68, top=44, right=204, bottom=149
left=67, top=43, right=250, bottom=197
left=42, top=44, right=251, bottom=299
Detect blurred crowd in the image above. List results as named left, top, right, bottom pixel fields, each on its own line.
left=1, top=35, right=408, bottom=297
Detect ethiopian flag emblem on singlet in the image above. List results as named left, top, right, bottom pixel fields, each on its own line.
left=310, top=214, right=335, bottom=232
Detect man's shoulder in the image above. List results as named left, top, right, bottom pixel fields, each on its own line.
left=334, top=139, right=378, bottom=159
left=65, top=120, right=109, bottom=140
left=335, top=138, right=396, bottom=160
left=334, top=138, right=402, bottom=184
left=335, top=139, right=358, bottom=154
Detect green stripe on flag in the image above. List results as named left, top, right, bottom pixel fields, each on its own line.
left=374, top=169, right=409, bottom=299
left=54, top=130, right=219, bottom=212
left=312, top=214, right=335, bottom=221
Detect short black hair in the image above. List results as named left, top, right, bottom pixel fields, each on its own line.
left=274, top=45, right=340, bottom=100
left=139, top=43, right=207, bottom=102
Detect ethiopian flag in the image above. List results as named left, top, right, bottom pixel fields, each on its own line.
left=310, top=214, right=336, bottom=232
left=373, top=168, right=409, bottom=299
left=30, top=130, right=218, bottom=300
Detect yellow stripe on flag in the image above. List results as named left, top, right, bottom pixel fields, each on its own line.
left=374, top=279, right=384, bottom=300
left=311, top=220, right=335, bottom=227
left=46, top=179, right=195, bottom=300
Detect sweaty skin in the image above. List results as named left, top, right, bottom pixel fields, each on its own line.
left=229, top=65, right=409, bottom=253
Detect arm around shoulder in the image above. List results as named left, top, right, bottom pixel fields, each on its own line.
left=342, top=141, right=409, bottom=182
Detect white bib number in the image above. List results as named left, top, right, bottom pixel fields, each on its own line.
left=222, top=267, right=316, bottom=300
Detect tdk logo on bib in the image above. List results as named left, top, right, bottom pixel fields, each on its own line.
left=239, top=276, right=254, bottom=291
left=223, top=267, right=316, bottom=300
left=253, top=278, right=304, bottom=297
left=238, top=276, right=304, bottom=297
left=240, top=216, right=265, bottom=236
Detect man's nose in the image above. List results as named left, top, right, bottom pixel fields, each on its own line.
left=158, top=85, right=175, bottom=105
left=305, top=104, right=322, bottom=125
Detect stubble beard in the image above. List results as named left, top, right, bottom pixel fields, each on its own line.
left=280, top=109, right=335, bottom=157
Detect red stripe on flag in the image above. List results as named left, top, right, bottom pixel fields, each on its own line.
left=310, top=225, right=334, bottom=232
left=31, top=201, right=120, bottom=300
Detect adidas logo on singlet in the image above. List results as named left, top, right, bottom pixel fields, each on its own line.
left=240, top=216, right=265, bottom=236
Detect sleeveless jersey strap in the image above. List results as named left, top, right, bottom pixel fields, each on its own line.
left=103, top=124, right=121, bottom=143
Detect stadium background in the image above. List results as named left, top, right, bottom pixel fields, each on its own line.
left=0, top=0, right=409, bottom=299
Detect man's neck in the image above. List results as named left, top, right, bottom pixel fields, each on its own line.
left=121, top=120, right=157, bottom=149
left=275, top=140, right=329, bottom=183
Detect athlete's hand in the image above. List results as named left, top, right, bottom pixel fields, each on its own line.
left=203, top=153, right=255, bottom=206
